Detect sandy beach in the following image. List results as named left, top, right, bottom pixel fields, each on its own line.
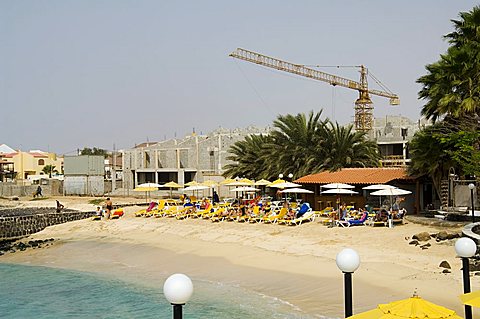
left=0, top=197, right=476, bottom=317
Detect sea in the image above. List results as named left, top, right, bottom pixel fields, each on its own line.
left=0, top=263, right=321, bottom=319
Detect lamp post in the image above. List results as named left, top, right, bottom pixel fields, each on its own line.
left=469, top=183, right=476, bottom=224
left=287, top=173, right=293, bottom=181
left=448, top=171, right=455, bottom=208
left=336, top=248, right=360, bottom=318
left=455, top=237, right=477, bottom=319
left=163, top=273, right=194, bottom=319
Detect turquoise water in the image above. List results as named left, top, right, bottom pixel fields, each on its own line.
left=0, top=264, right=318, bottom=318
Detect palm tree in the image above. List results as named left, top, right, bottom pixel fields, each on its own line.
left=418, top=6, right=480, bottom=121
left=223, top=134, right=273, bottom=179
left=224, top=110, right=381, bottom=179
left=42, top=165, right=58, bottom=178
left=321, top=123, right=380, bottom=172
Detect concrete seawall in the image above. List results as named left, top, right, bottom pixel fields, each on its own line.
left=0, top=211, right=96, bottom=240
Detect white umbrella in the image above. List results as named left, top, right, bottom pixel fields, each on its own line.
left=362, top=184, right=396, bottom=190
left=322, top=183, right=355, bottom=189
left=184, top=185, right=210, bottom=191
left=321, top=188, right=358, bottom=195
left=269, top=181, right=301, bottom=189
left=230, top=186, right=260, bottom=192
left=370, top=188, right=412, bottom=196
left=138, top=182, right=163, bottom=188
left=281, top=188, right=314, bottom=194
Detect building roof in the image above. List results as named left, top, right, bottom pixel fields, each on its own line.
left=295, top=168, right=414, bottom=185
left=0, top=144, right=15, bottom=154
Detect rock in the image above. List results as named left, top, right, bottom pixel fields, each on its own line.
left=439, top=260, right=451, bottom=269
left=442, top=269, right=451, bottom=274
left=413, top=232, right=431, bottom=242
left=421, top=246, right=429, bottom=250
left=470, top=261, right=480, bottom=272
left=409, top=240, right=419, bottom=246
left=436, top=231, right=449, bottom=241
left=447, top=233, right=461, bottom=240
left=475, top=272, right=480, bottom=276
left=420, top=243, right=431, bottom=248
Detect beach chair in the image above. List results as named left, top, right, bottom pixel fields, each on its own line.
left=110, top=208, right=124, bottom=219
left=286, top=210, right=316, bottom=226
left=263, top=207, right=288, bottom=224
left=134, top=201, right=158, bottom=217
left=145, top=200, right=166, bottom=217
left=336, top=212, right=368, bottom=227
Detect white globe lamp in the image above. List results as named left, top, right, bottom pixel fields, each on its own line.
left=455, top=237, right=477, bottom=258
left=163, top=273, right=193, bottom=319
left=336, top=248, right=361, bottom=273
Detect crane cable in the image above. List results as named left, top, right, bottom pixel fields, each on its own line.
left=233, top=59, right=275, bottom=116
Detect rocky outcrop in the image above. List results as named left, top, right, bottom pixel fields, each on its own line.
left=0, top=211, right=95, bottom=240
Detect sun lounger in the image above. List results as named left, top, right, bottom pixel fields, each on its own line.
left=284, top=210, right=316, bottom=226
left=263, top=208, right=288, bottom=224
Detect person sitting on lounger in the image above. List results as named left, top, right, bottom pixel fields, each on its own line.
left=296, top=202, right=311, bottom=218
left=375, top=209, right=389, bottom=222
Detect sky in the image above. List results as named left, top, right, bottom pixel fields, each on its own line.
left=1, top=1, right=478, bottom=154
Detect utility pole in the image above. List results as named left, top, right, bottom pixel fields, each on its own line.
left=112, top=144, right=116, bottom=193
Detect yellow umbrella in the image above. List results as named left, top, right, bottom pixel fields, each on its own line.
left=254, top=179, right=271, bottom=186
left=220, top=178, right=236, bottom=185
left=133, top=186, right=157, bottom=202
left=268, top=179, right=286, bottom=187
left=348, top=295, right=462, bottom=319
left=460, top=290, right=480, bottom=307
left=185, top=181, right=200, bottom=186
left=162, top=181, right=183, bottom=198
left=202, top=180, right=218, bottom=187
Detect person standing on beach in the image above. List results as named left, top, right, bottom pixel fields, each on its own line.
left=34, top=185, right=43, bottom=198
left=104, top=198, right=113, bottom=219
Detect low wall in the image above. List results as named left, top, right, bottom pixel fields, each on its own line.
left=0, top=180, right=63, bottom=197
left=0, top=211, right=95, bottom=240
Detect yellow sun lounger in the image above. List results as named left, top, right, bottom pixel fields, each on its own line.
left=262, top=208, right=288, bottom=224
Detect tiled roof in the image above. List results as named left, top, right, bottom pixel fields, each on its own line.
left=295, top=168, right=414, bottom=185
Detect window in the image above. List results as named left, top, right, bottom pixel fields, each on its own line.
left=38, top=159, right=45, bottom=165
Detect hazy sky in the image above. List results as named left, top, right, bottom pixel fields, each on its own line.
left=1, top=1, right=478, bottom=154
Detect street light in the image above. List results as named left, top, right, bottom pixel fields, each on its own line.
left=288, top=173, right=293, bottom=180
left=336, top=248, right=360, bottom=318
left=163, top=273, right=194, bottom=319
left=455, top=237, right=477, bottom=319
left=468, top=183, right=476, bottom=224
left=278, top=173, right=284, bottom=179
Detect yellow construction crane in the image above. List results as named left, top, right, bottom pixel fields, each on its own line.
left=229, top=48, right=399, bottom=132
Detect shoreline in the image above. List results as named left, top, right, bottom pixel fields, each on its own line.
left=0, top=198, right=475, bottom=317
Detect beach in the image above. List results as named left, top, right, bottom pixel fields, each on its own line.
left=0, top=197, right=476, bottom=317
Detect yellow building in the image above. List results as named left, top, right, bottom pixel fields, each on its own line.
left=5, top=150, right=64, bottom=180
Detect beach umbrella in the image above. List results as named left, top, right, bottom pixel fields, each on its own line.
left=362, top=184, right=396, bottom=190
left=226, top=180, right=254, bottom=187
left=220, top=178, right=236, bottom=185
left=322, top=183, right=355, bottom=189
left=362, top=184, right=396, bottom=207
left=347, top=295, right=462, bottom=319
left=134, top=185, right=158, bottom=202
left=321, top=189, right=358, bottom=195
left=183, top=184, right=210, bottom=201
left=370, top=188, right=412, bottom=196
left=185, top=181, right=201, bottom=186
left=254, top=179, right=271, bottom=186
left=137, top=182, right=162, bottom=188
left=460, top=290, right=480, bottom=307
left=230, top=186, right=260, bottom=192
left=162, top=181, right=183, bottom=198
left=254, top=179, right=271, bottom=196
left=269, top=181, right=301, bottom=189
left=281, top=188, right=313, bottom=194
left=268, top=179, right=286, bottom=187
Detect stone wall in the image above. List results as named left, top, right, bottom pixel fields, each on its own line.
left=0, top=211, right=95, bottom=240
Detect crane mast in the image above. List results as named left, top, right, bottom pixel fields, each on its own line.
left=229, top=48, right=399, bottom=132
